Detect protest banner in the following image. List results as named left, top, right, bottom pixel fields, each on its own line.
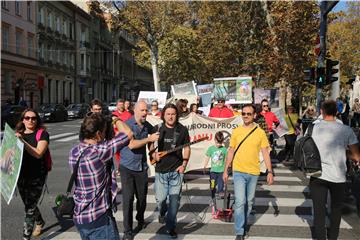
left=197, top=84, right=214, bottom=107
left=137, top=91, right=168, bottom=108
left=146, top=113, right=243, bottom=176
left=171, top=81, right=197, bottom=96
left=254, top=88, right=279, bottom=108
left=0, top=123, right=24, bottom=204
left=272, top=108, right=289, bottom=137
left=213, top=76, right=252, bottom=104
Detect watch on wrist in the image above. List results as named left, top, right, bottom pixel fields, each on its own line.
left=268, top=170, right=273, bottom=174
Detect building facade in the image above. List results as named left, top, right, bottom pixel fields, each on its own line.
left=1, top=0, right=39, bottom=108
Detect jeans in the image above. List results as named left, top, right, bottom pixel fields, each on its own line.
left=233, top=171, right=259, bottom=235
left=77, top=215, right=120, bottom=240
left=119, top=165, right=148, bottom=233
left=284, top=133, right=297, bottom=160
left=210, top=172, right=224, bottom=199
left=154, top=172, right=184, bottom=230
left=309, top=177, right=345, bottom=240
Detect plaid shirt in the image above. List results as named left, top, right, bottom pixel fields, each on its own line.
left=69, top=133, right=129, bottom=225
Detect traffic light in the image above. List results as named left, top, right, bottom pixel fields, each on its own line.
left=316, top=67, right=325, bottom=87
left=325, top=59, right=339, bottom=84
left=304, top=68, right=315, bottom=84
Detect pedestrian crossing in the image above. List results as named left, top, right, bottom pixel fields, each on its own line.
left=46, top=163, right=358, bottom=240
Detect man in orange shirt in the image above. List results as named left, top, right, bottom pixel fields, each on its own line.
left=208, top=98, right=234, bottom=118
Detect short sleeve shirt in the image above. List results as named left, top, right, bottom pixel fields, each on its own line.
left=120, top=117, right=154, bottom=171
left=206, top=146, right=227, bottom=173
left=229, top=125, right=269, bottom=175
left=311, top=120, right=358, bottom=183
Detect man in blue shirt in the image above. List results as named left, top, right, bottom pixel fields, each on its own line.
left=119, top=101, right=160, bottom=240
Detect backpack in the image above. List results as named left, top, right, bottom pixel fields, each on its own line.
left=293, top=123, right=321, bottom=175
left=36, top=128, right=52, bottom=172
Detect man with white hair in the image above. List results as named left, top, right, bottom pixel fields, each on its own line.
left=118, top=101, right=160, bottom=240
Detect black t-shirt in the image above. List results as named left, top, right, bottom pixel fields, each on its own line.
left=155, top=123, right=190, bottom=173
left=20, top=129, right=49, bottom=179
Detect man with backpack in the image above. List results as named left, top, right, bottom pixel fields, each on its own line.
left=309, top=100, right=360, bottom=240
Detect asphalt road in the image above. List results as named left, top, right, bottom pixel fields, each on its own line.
left=1, top=119, right=360, bottom=239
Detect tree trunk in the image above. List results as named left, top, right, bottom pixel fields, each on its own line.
left=261, top=1, right=279, bottom=54
left=150, top=46, right=161, bottom=92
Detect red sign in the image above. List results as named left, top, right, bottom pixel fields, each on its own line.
left=37, top=76, right=44, bottom=89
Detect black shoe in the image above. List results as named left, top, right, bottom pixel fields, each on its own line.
left=134, top=221, right=145, bottom=233
left=235, top=235, right=244, bottom=240
left=123, top=232, right=133, bottom=240
left=158, top=215, right=165, bottom=224
left=167, top=229, right=178, bottom=239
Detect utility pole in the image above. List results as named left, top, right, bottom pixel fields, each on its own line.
left=316, top=1, right=338, bottom=113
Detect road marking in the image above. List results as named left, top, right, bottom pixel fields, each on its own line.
left=56, top=135, right=79, bottom=142
left=144, top=182, right=309, bottom=192
left=49, top=133, right=76, bottom=140
left=109, top=211, right=351, bottom=229
left=183, top=174, right=301, bottom=182
left=49, top=232, right=323, bottom=240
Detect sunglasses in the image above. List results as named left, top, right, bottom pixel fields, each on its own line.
left=262, top=105, right=269, bottom=107
left=308, top=109, right=314, bottom=111
left=241, top=112, right=253, bottom=116
left=218, top=100, right=225, bottom=103
left=24, top=116, right=37, bottom=121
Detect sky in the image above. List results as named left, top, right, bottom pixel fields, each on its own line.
left=333, top=1, right=349, bottom=12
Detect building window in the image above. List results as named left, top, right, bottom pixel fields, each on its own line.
left=69, top=22, right=73, bottom=39
left=27, top=1, right=31, bottom=21
left=63, top=19, right=67, bottom=36
left=15, top=0, right=21, bottom=15
left=64, top=52, right=67, bottom=66
left=16, top=30, right=22, bottom=55
left=56, top=16, right=60, bottom=32
left=39, top=43, right=44, bottom=59
left=1, top=1, right=8, bottom=10
left=2, top=25, right=9, bottom=51
left=87, top=55, right=90, bottom=72
left=38, top=7, right=45, bottom=24
left=4, top=71, right=12, bottom=94
left=80, top=54, right=85, bottom=71
left=27, top=35, right=34, bottom=57
left=47, top=11, right=52, bottom=28
left=70, top=53, right=74, bottom=67
left=57, top=50, right=61, bottom=63
left=48, top=45, right=52, bottom=62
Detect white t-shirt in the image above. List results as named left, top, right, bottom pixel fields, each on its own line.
left=311, top=120, right=358, bottom=183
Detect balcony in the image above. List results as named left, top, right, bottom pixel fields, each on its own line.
left=79, top=41, right=90, bottom=49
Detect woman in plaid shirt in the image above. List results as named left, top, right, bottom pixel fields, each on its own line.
left=69, top=113, right=132, bottom=240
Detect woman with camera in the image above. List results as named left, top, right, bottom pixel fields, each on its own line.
left=69, top=113, right=132, bottom=239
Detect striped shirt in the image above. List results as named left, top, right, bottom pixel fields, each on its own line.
left=69, top=133, right=129, bottom=225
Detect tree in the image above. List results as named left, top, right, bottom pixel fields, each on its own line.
left=109, top=1, right=190, bottom=91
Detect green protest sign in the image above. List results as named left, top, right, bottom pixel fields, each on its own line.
left=0, top=123, right=24, bottom=204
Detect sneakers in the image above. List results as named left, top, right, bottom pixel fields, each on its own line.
left=158, top=215, right=165, bottom=224
left=235, top=235, right=244, bottom=240
left=32, top=221, right=45, bottom=237
left=123, top=231, right=134, bottom=240
left=167, top=229, right=178, bottom=239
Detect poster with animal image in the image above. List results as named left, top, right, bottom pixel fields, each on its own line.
left=213, top=76, right=253, bottom=104
left=0, top=123, right=24, bottom=204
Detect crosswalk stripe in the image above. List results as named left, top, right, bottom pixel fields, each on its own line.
left=183, top=175, right=301, bottom=182
left=116, top=194, right=313, bottom=207
left=143, top=182, right=309, bottom=192
left=49, top=132, right=76, bottom=140
left=109, top=211, right=351, bottom=229
left=49, top=232, right=321, bottom=240
left=56, top=135, right=79, bottom=142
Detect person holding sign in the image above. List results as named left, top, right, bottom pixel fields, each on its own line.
left=15, top=109, right=50, bottom=240
left=149, top=103, right=191, bottom=239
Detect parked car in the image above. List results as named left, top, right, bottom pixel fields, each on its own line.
left=67, top=103, right=89, bottom=119
left=108, top=102, right=117, bottom=112
left=38, top=104, right=68, bottom=122
left=1, top=105, right=26, bottom=130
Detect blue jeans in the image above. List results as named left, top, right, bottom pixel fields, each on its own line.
left=77, top=216, right=120, bottom=240
left=210, top=172, right=224, bottom=199
left=233, top=171, right=259, bottom=235
left=154, top=172, right=184, bottom=230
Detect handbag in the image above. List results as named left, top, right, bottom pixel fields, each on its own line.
left=56, top=146, right=114, bottom=217
left=288, top=114, right=300, bottom=136
left=56, top=147, right=89, bottom=217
